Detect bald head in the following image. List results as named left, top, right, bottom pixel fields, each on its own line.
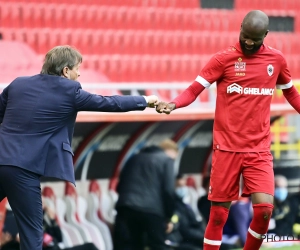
left=242, top=10, right=269, bottom=32
left=239, top=10, right=269, bottom=55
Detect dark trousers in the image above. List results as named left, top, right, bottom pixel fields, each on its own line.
left=113, top=207, right=168, bottom=250
left=0, top=165, right=43, bottom=250
left=44, top=242, right=99, bottom=250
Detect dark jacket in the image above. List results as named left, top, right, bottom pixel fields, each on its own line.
left=0, top=74, right=147, bottom=184
left=116, top=146, right=175, bottom=219
left=268, top=196, right=298, bottom=236
left=167, top=196, right=205, bottom=247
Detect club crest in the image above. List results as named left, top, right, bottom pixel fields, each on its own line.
left=267, top=64, right=274, bottom=76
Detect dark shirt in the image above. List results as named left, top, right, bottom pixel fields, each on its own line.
left=116, top=146, right=175, bottom=220
left=167, top=196, right=205, bottom=248
left=268, top=196, right=298, bottom=236
left=197, top=194, right=211, bottom=225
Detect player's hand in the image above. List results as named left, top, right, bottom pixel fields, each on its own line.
left=15, top=233, right=20, bottom=243
left=145, top=95, right=159, bottom=108
left=156, top=102, right=176, bottom=114
left=166, top=222, right=174, bottom=233
left=1, top=232, right=13, bottom=245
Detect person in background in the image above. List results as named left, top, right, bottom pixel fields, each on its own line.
left=261, top=175, right=299, bottom=248
left=166, top=174, right=205, bottom=250
left=197, top=176, right=211, bottom=225
left=42, top=197, right=98, bottom=250
left=156, top=9, right=300, bottom=250
left=267, top=175, right=297, bottom=237
left=0, top=208, right=19, bottom=250
left=222, top=197, right=252, bottom=249
left=0, top=45, right=159, bottom=250
left=114, top=139, right=178, bottom=250
left=1, top=199, right=99, bottom=250
left=291, top=183, right=300, bottom=238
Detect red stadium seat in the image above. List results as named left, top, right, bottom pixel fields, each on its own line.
left=186, top=176, right=197, bottom=190
left=235, top=0, right=300, bottom=11
left=1, top=2, right=22, bottom=28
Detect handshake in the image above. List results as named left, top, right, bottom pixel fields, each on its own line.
left=145, top=95, right=176, bottom=115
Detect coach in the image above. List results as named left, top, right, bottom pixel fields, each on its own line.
left=0, top=45, right=158, bottom=250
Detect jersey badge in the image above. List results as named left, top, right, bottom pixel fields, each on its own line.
left=267, top=64, right=274, bottom=76
left=234, top=57, right=246, bottom=71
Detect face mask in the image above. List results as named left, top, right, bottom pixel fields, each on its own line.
left=176, top=186, right=188, bottom=199
left=274, top=187, right=288, bottom=202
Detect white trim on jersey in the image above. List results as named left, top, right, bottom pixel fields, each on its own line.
left=248, top=227, right=263, bottom=239
left=195, top=75, right=210, bottom=88
left=276, top=80, right=293, bottom=89
left=203, top=238, right=222, bottom=245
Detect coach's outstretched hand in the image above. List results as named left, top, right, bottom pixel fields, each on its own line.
left=145, top=95, right=160, bottom=108
left=156, top=102, right=176, bottom=114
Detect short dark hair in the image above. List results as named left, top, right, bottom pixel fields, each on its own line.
left=40, top=45, right=82, bottom=76
left=176, top=173, right=184, bottom=180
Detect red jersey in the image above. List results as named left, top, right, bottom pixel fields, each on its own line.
left=197, top=42, right=292, bottom=152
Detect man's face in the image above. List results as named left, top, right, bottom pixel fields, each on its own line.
left=176, top=178, right=186, bottom=188
left=239, top=25, right=267, bottom=56
left=62, top=63, right=81, bottom=81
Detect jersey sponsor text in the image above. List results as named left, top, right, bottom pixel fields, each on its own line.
left=227, top=83, right=274, bottom=95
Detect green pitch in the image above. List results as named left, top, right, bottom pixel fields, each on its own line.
left=261, top=247, right=299, bottom=250
left=235, top=246, right=300, bottom=250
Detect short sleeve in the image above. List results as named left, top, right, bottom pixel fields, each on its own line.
left=197, top=53, right=225, bottom=88
left=276, top=55, right=293, bottom=89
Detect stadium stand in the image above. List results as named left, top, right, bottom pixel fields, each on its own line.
left=2, top=0, right=300, bottom=82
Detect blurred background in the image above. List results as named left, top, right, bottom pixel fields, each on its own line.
left=1, top=1, right=300, bottom=250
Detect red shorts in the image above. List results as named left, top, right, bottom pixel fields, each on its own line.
left=208, top=150, right=274, bottom=202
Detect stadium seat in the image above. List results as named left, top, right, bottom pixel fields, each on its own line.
left=0, top=40, right=42, bottom=82
left=186, top=186, right=203, bottom=220
left=42, top=186, right=82, bottom=248
left=6, top=0, right=200, bottom=8
left=87, top=180, right=114, bottom=250
left=77, top=196, right=107, bottom=250
left=235, top=0, right=300, bottom=11
left=56, top=197, right=85, bottom=247
left=64, top=183, right=94, bottom=243
left=186, top=176, right=197, bottom=190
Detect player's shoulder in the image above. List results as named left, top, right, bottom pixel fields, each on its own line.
left=215, top=45, right=238, bottom=57
left=211, top=45, right=240, bottom=64
left=263, top=44, right=286, bottom=59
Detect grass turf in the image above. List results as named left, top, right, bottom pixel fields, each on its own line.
left=234, top=245, right=300, bottom=250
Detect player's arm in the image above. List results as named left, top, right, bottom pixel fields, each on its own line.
left=277, top=56, right=300, bottom=113
left=282, top=85, right=300, bottom=113
left=171, top=79, right=206, bottom=108
left=156, top=54, right=224, bottom=114
left=0, top=86, right=9, bottom=123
